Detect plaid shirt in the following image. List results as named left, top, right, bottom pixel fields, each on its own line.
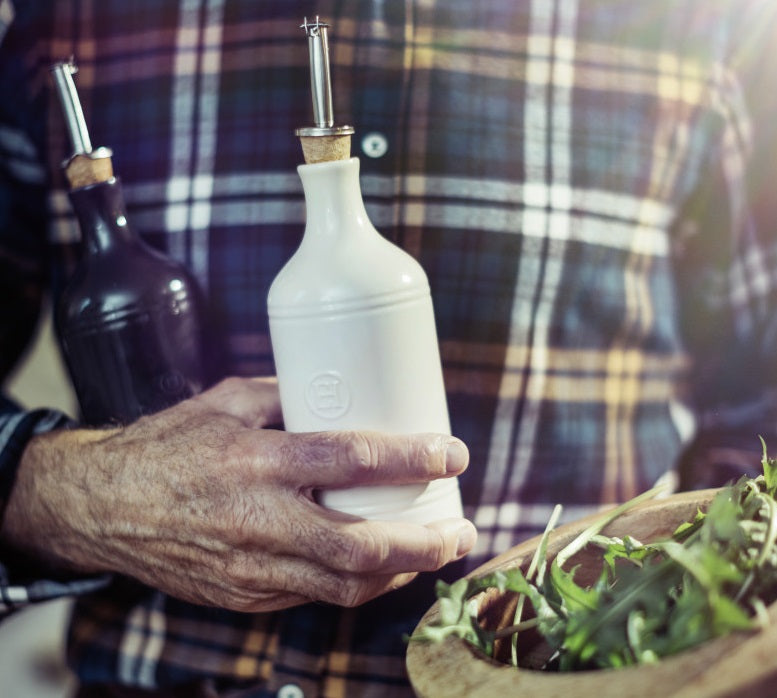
left=2, top=0, right=777, bottom=695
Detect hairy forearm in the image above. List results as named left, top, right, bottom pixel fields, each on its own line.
left=1, top=427, right=118, bottom=574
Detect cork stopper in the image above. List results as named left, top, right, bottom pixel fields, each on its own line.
left=299, top=134, right=352, bottom=164
left=64, top=152, right=114, bottom=189
left=295, top=17, right=354, bottom=164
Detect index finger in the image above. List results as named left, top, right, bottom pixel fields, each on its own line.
left=277, top=430, right=469, bottom=489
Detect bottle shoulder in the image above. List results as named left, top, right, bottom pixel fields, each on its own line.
left=58, top=242, right=201, bottom=324
left=268, top=228, right=430, bottom=314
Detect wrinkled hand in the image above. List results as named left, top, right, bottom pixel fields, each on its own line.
left=1, top=377, right=475, bottom=612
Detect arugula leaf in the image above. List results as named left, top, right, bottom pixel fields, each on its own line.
left=760, top=435, right=777, bottom=496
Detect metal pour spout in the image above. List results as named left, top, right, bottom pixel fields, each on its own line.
left=306, top=17, right=334, bottom=129
left=50, top=60, right=93, bottom=155
left=50, top=59, right=112, bottom=161
left=295, top=16, right=354, bottom=161
left=50, top=59, right=113, bottom=188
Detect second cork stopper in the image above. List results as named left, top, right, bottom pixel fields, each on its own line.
left=295, top=17, right=355, bottom=164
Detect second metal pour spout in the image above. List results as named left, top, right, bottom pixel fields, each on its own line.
left=50, top=59, right=114, bottom=188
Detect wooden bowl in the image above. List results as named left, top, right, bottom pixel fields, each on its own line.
left=407, top=489, right=777, bottom=698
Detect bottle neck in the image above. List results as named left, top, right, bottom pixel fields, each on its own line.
left=68, top=177, right=136, bottom=254
left=297, top=157, right=371, bottom=245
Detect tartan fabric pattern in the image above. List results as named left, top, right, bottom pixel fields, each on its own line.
left=1, top=0, right=777, bottom=694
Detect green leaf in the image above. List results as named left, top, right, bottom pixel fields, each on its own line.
left=548, top=560, right=600, bottom=614
left=760, top=436, right=777, bottom=496
left=673, top=508, right=706, bottom=540
left=555, top=485, right=666, bottom=569
left=710, top=593, right=756, bottom=634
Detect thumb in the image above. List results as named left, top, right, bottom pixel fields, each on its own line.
left=190, top=376, right=283, bottom=428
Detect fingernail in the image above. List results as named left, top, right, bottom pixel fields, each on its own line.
left=445, top=440, right=469, bottom=473
left=455, top=523, right=477, bottom=558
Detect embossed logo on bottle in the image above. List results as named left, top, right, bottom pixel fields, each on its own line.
left=157, top=370, right=187, bottom=396
left=306, top=371, right=351, bottom=419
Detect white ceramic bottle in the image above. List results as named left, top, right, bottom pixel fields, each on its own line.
left=267, top=155, right=463, bottom=523
left=269, top=17, right=462, bottom=523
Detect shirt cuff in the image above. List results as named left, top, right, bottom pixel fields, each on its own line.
left=0, top=401, right=112, bottom=614
left=0, top=404, right=73, bottom=514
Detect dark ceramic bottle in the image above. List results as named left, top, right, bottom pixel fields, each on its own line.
left=51, top=60, right=207, bottom=426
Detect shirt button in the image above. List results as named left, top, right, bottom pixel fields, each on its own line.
left=277, top=685, right=305, bottom=698
left=361, top=131, right=389, bottom=158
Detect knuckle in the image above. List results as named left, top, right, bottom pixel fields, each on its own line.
left=415, top=525, right=452, bottom=571
left=431, top=530, right=449, bottom=570
left=336, top=527, right=390, bottom=572
left=215, top=375, right=244, bottom=394
left=293, top=431, right=380, bottom=479
left=342, top=431, right=377, bottom=470
left=223, top=550, right=257, bottom=588
left=335, top=577, right=369, bottom=608
left=224, top=437, right=259, bottom=476
left=223, top=499, right=264, bottom=548
left=193, top=376, right=247, bottom=410
left=412, top=435, right=447, bottom=476
left=288, top=431, right=337, bottom=472
left=220, top=588, right=255, bottom=612
left=187, top=577, right=255, bottom=613
left=227, top=591, right=266, bottom=613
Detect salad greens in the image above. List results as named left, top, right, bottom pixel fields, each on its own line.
left=411, top=438, right=777, bottom=671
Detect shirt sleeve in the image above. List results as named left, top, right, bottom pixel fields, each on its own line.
left=0, top=402, right=111, bottom=614
left=0, top=7, right=111, bottom=616
left=677, top=1, right=777, bottom=489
